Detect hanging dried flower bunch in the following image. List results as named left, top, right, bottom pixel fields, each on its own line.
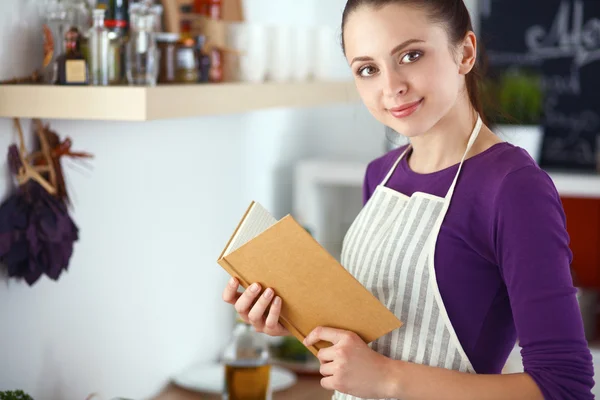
left=0, top=118, right=93, bottom=286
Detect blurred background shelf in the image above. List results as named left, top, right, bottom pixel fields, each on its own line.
left=294, top=160, right=600, bottom=199
left=0, top=81, right=359, bottom=121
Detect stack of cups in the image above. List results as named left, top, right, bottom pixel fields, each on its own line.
left=225, top=23, right=352, bottom=83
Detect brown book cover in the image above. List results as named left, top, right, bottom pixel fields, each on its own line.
left=217, top=201, right=403, bottom=357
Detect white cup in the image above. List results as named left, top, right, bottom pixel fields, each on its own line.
left=290, top=26, right=315, bottom=82
left=267, top=25, right=293, bottom=82
left=226, top=22, right=269, bottom=83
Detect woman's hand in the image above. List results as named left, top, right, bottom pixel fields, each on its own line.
left=304, top=327, right=399, bottom=399
left=222, top=277, right=290, bottom=337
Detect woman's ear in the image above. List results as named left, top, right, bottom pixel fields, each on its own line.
left=459, top=31, right=477, bottom=75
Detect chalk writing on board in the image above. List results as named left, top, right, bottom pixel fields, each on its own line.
left=483, top=0, right=599, bottom=170
left=526, top=1, right=600, bottom=69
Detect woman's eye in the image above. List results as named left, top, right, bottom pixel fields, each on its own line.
left=401, top=51, right=422, bottom=64
left=357, top=66, right=378, bottom=77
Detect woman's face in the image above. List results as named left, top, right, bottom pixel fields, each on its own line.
left=343, top=4, right=468, bottom=137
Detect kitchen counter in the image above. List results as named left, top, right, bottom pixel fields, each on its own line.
left=151, top=376, right=333, bottom=400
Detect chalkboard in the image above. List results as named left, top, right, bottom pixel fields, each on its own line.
left=480, top=0, right=600, bottom=171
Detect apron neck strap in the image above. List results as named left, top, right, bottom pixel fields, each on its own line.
left=381, top=114, right=484, bottom=191
left=381, top=144, right=412, bottom=186
left=444, top=114, right=483, bottom=201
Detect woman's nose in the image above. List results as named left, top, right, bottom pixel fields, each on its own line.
left=382, top=69, right=408, bottom=98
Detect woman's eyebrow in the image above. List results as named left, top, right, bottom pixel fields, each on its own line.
left=389, top=39, right=426, bottom=56
left=350, top=39, right=426, bottom=65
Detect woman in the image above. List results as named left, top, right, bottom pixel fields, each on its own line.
left=222, top=0, right=595, bottom=398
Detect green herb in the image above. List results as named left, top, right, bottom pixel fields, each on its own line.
left=0, top=390, right=34, bottom=400
left=483, top=68, right=544, bottom=126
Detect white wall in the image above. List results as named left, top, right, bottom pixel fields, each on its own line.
left=0, top=1, right=382, bottom=399
left=0, top=1, right=481, bottom=398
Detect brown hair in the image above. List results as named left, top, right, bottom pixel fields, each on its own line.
left=341, top=0, right=488, bottom=124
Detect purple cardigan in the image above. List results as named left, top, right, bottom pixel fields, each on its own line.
left=363, top=142, right=595, bottom=398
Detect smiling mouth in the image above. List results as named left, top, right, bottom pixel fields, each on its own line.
left=388, top=99, right=423, bottom=119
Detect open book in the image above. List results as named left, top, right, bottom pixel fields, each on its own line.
left=217, top=201, right=403, bottom=356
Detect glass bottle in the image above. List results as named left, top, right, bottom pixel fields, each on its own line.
left=106, top=30, right=125, bottom=84
left=207, top=0, right=223, bottom=19
left=88, top=9, right=110, bottom=85
left=106, top=0, right=130, bottom=35
left=175, top=36, right=199, bottom=83
left=56, top=27, right=89, bottom=85
left=206, top=0, right=223, bottom=83
left=42, top=0, right=68, bottom=84
left=95, top=0, right=109, bottom=11
left=150, top=3, right=164, bottom=32
left=221, top=318, right=272, bottom=400
left=63, top=0, right=92, bottom=32
left=126, top=2, right=158, bottom=85
left=196, top=35, right=211, bottom=83
left=156, top=32, right=179, bottom=84
left=179, top=4, right=194, bottom=41
left=104, top=0, right=129, bottom=85
left=193, top=0, right=208, bottom=15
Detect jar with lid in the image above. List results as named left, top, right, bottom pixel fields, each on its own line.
left=156, top=32, right=179, bottom=84
left=175, top=37, right=199, bottom=83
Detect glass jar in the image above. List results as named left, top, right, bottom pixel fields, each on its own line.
left=63, top=0, right=91, bottom=32
left=42, top=0, right=68, bottom=84
left=156, top=32, right=179, bottom=84
left=126, top=2, right=159, bottom=86
left=221, top=319, right=272, bottom=400
left=175, top=37, right=199, bottom=83
left=150, top=3, right=164, bottom=32
left=88, top=9, right=110, bottom=85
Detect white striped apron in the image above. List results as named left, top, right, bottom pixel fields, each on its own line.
left=334, top=116, right=483, bottom=400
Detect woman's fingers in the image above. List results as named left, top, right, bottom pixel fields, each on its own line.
left=248, top=288, right=276, bottom=330
left=319, top=360, right=336, bottom=377
left=222, top=277, right=241, bottom=305
left=223, top=279, right=290, bottom=337
left=234, top=282, right=262, bottom=316
left=264, top=296, right=290, bottom=335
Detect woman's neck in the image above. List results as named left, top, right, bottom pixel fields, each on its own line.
left=407, top=94, right=480, bottom=174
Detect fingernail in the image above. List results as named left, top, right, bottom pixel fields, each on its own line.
left=229, top=277, right=237, bottom=287
left=263, top=288, right=273, bottom=299
left=250, top=283, right=260, bottom=293
left=273, top=296, right=281, bottom=306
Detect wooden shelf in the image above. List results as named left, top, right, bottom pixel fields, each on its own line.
left=0, top=81, right=360, bottom=122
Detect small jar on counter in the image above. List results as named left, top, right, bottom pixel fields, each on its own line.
left=176, top=36, right=200, bottom=83
left=156, top=32, right=179, bottom=84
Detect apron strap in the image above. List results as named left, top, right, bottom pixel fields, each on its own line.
left=381, top=114, right=483, bottom=191
left=445, top=114, right=483, bottom=201
left=381, top=144, right=412, bottom=186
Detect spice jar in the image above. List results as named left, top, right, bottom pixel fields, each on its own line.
left=156, top=32, right=179, bottom=84
left=176, top=37, right=199, bottom=83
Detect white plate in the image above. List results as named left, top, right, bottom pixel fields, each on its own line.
left=172, top=364, right=298, bottom=394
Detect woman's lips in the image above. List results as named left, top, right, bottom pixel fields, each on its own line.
left=388, top=99, right=423, bottom=119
